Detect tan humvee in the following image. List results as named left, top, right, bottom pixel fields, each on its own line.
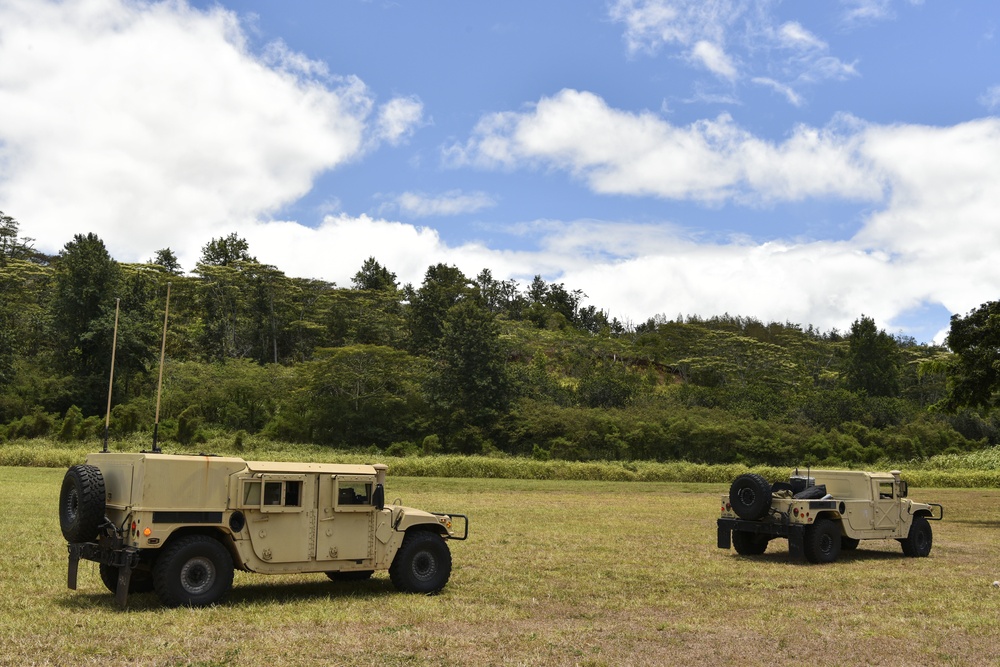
left=717, top=469, right=942, bottom=563
left=59, top=452, right=468, bottom=607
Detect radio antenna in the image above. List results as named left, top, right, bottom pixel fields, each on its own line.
left=152, top=282, right=171, bottom=453
left=102, top=298, right=120, bottom=453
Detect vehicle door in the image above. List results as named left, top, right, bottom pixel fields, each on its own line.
left=316, top=475, right=375, bottom=563
left=872, top=479, right=899, bottom=530
left=238, top=474, right=315, bottom=563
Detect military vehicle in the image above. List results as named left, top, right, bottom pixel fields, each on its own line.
left=717, top=469, right=942, bottom=563
left=59, top=452, right=468, bottom=607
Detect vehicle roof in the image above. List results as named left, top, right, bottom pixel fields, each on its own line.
left=245, top=461, right=378, bottom=475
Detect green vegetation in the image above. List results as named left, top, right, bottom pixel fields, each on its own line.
left=2, top=214, right=1000, bottom=468
left=3, top=437, right=1000, bottom=489
left=4, top=467, right=998, bottom=666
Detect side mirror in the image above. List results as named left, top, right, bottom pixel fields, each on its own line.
left=373, top=484, right=385, bottom=511
left=899, top=480, right=908, bottom=498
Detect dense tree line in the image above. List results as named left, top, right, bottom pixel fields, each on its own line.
left=1, top=211, right=999, bottom=465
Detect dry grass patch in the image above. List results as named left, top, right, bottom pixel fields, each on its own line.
left=1, top=468, right=999, bottom=666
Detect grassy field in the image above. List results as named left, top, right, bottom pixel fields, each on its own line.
left=2, top=466, right=999, bottom=666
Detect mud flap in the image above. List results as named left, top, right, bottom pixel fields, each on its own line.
left=787, top=524, right=805, bottom=560
left=717, top=522, right=732, bottom=549
left=115, top=565, right=133, bottom=608
left=67, top=544, right=81, bottom=590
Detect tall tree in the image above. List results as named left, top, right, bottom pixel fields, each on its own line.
left=430, top=299, right=514, bottom=449
left=844, top=315, right=901, bottom=397
left=150, top=248, right=183, bottom=275
left=200, top=233, right=255, bottom=267
left=50, top=233, right=122, bottom=412
left=406, top=264, right=473, bottom=355
left=0, top=211, right=34, bottom=267
left=352, top=257, right=398, bottom=292
left=942, top=301, right=1000, bottom=410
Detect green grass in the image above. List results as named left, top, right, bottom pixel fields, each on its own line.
left=3, top=466, right=1000, bottom=666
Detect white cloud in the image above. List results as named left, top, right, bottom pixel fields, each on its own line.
left=449, top=89, right=881, bottom=203
left=0, top=0, right=394, bottom=260
left=609, top=0, right=747, bottom=55
left=374, top=96, right=424, bottom=146
left=395, top=190, right=497, bottom=218
left=752, top=77, right=804, bottom=106
left=979, top=85, right=1000, bottom=111
left=690, top=40, right=738, bottom=80
left=610, top=1, right=860, bottom=105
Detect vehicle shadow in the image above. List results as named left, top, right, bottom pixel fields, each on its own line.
left=729, top=546, right=905, bottom=565
left=55, top=575, right=397, bottom=611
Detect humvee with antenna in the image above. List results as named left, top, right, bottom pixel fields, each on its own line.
left=718, top=468, right=942, bottom=563
left=58, top=287, right=468, bottom=608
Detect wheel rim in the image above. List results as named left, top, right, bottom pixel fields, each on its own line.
left=738, top=488, right=755, bottom=506
left=65, top=488, right=79, bottom=523
left=819, top=533, right=833, bottom=555
left=411, top=551, right=437, bottom=581
left=180, top=556, right=216, bottom=595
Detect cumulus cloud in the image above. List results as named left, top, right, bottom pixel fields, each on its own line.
left=0, top=0, right=411, bottom=260
left=445, top=90, right=1000, bottom=339
left=448, top=89, right=881, bottom=203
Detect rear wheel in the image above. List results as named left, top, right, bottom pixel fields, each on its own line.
left=731, top=530, right=769, bottom=555
left=389, top=531, right=452, bottom=594
left=804, top=518, right=841, bottom=564
left=59, top=464, right=106, bottom=543
left=100, top=563, right=155, bottom=595
left=900, top=516, right=932, bottom=557
left=729, top=474, right=772, bottom=521
left=153, top=535, right=234, bottom=607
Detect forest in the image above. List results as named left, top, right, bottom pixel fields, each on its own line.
left=1, top=210, right=999, bottom=466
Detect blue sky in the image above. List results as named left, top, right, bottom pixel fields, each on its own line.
left=2, top=0, right=999, bottom=342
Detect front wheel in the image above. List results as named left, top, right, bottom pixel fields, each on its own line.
left=153, top=535, right=234, bottom=607
left=900, top=516, right=933, bottom=557
left=389, top=531, right=452, bottom=594
left=803, top=518, right=841, bottom=564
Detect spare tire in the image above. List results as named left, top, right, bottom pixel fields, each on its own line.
left=729, top=473, right=772, bottom=521
left=59, top=464, right=106, bottom=542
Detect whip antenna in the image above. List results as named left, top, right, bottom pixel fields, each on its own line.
left=152, top=282, right=171, bottom=453
left=102, top=298, right=120, bottom=453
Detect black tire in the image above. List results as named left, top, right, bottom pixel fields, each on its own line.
left=59, top=464, right=106, bottom=543
left=731, top=530, right=769, bottom=555
left=99, top=564, right=155, bottom=595
left=729, top=473, right=772, bottom=521
left=900, top=516, right=933, bottom=557
left=153, top=535, right=234, bottom=607
left=841, top=537, right=860, bottom=551
left=326, top=570, right=374, bottom=582
left=803, top=518, right=842, bottom=564
left=389, top=531, right=452, bottom=594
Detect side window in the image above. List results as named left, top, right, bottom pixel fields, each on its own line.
left=878, top=482, right=894, bottom=499
left=333, top=476, right=374, bottom=511
left=241, top=477, right=304, bottom=511
left=242, top=480, right=261, bottom=506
